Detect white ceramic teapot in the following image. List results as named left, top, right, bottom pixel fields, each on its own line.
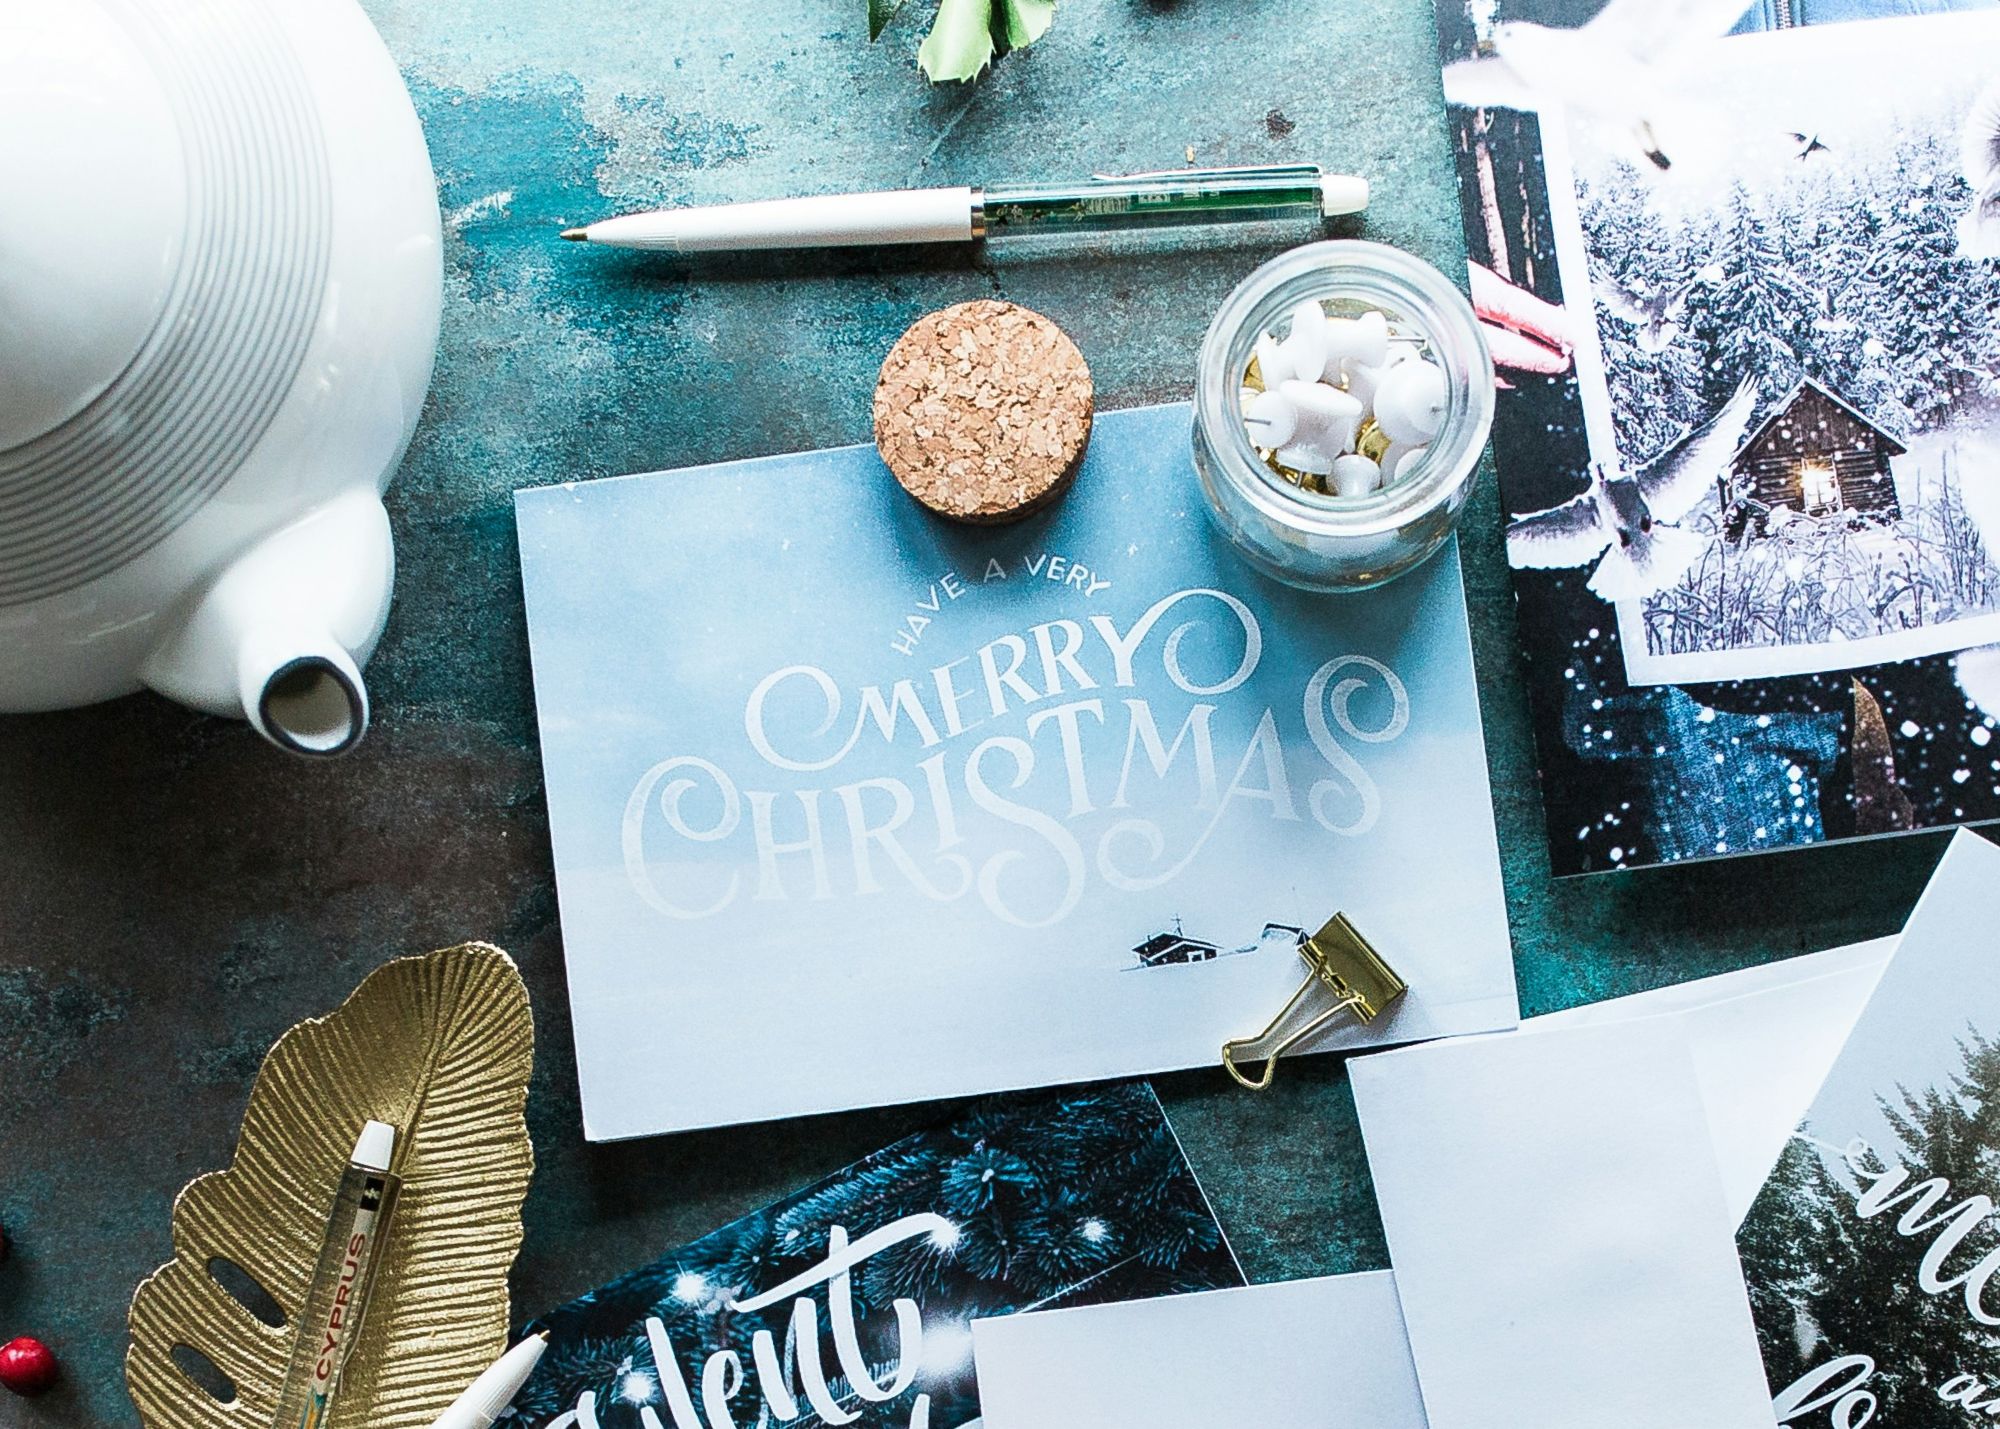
left=0, top=0, right=442, bottom=756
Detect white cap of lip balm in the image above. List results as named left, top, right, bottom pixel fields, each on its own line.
left=352, top=1120, right=397, bottom=1174
left=1319, top=175, right=1371, bottom=217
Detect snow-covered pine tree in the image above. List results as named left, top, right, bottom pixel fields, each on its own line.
left=1582, top=165, right=1712, bottom=465
left=1696, top=180, right=1816, bottom=408
left=765, top=1085, right=1224, bottom=1315
left=1815, top=131, right=2000, bottom=435
left=1738, top=1034, right=2000, bottom=1427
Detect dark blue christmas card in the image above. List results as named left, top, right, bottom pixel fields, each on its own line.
left=1431, top=0, right=2000, bottom=871
left=493, top=1083, right=1242, bottom=1429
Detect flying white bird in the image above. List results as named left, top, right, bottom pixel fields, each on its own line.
left=1959, top=77, right=2000, bottom=259
left=1597, top=270, right=1702, bottom=353
left=1442, top=0, right=1754, bottom=171
left=1507, top=379, right=1759, bottom=601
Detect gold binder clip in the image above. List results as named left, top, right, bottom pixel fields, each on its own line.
left=1221, top=913, right=1407, bottom=1091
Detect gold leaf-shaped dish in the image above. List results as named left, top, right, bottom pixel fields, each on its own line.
left=128, top=942, right=535, bottom=1428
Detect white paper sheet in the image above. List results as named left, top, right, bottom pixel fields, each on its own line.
left=1533, top=940, right=1893, bottom=1223
left=971, top=1271, right=1426, bottom=1429
left=1350, top=1017, right=1777, bottom=1429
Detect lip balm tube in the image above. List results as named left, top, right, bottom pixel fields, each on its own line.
left=276, top=1121, right=402, bottom=1429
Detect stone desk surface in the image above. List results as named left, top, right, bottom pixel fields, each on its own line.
left=0, top=0, right=1961, bottom=1421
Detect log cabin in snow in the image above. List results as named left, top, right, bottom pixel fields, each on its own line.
left=1725, top=378, right=1907, bottom=530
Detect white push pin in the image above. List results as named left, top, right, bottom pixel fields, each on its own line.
left=1276, top=441, right=1337, bottom=477
left=1279, top=300, right=1331, bottom=384
left=1324, top=309, right=1390, bottom=369
left=1373, top=359, right=1448, bottom=445
left=1243, top=389, right=1299, bottom=449
left=1380, top=442, right=1427, bottom=484
left=1331, top=453, right=1382, bottom=497
left=1280, top=380, right=1363, bottom=455
left=1342, top=344, right=1415, bottom=409
left=1255, top=331, right=1295, bottom=389
left=1341, top=360, right=1385, bottom=411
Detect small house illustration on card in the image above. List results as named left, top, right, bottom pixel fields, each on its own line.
left=1129, top=919, right=1302, bottom=970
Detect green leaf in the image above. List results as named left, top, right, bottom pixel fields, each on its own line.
left=918, top=0, right=996, bottom=82
left=868, top=0, right=909, bottom=42
left=997, top=0, right=1054, bottom=49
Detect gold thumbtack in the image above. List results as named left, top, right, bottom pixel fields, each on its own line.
left=1222, top=913, right=1407, bottom=1091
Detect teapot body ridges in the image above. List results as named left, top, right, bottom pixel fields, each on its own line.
left=0, top=0, right=442, bottom=752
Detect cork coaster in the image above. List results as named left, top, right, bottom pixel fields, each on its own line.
left=873, top=300, right=1093, bottom=524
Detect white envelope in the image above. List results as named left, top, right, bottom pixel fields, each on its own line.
left=968, top=943, right=1894, bottom=1429
left=1531, top=939, right=1892, bottom=1223
left=971, top=1271, right=1426, bottom=1429
left=1349, top=941, right=1893, bottom=1429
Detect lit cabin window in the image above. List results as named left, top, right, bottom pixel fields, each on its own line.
left=1799, top=460, right=1841, bottom=514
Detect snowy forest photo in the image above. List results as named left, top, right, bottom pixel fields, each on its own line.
left=1562, top=17, right=2000, bottom=681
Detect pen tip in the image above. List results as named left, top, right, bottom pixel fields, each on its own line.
left=1318, top=174, right=1370, bottom=219
left=559, top=228, right=588, bottom=242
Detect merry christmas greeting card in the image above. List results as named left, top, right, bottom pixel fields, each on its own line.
left=517, top=403, right=1516, bottom=1139
left=493, top=1084, right=1241, bottom=1429
left=1431, top=1, right=2000, bottom=872
left=1738, top=831, right=2000, bottom=1425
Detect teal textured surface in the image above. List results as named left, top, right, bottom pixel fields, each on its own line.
left=0, top=1, right=1961, bottom=1423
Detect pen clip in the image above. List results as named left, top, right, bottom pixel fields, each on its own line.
left=1221, top=913, right=1407, bottom=1091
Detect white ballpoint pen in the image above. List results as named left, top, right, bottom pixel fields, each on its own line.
left=559, top=163, right=1369, bottom=253
left=428, top=1333, right=549, bottom=1429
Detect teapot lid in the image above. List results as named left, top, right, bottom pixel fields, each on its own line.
left=0, top=3, right=186, bottom=453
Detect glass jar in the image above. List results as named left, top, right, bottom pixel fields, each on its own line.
left=1191, top=240, right=1496, bottom=592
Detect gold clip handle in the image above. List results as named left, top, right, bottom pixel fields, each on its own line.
left=1222, top=982, right=1368, bottom=1091
left=1220, top=913, right=1407, bottom=1091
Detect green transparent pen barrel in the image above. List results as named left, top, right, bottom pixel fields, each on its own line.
left=982, top=177, right=1325, bottom=233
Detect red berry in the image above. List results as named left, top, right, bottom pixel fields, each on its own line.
left=0, top=1337, right=58, bottom=1396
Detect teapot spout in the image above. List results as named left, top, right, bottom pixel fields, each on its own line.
left=139, top=492, right=395, bottom=757
left=241, top=639, right=371, bottom=758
